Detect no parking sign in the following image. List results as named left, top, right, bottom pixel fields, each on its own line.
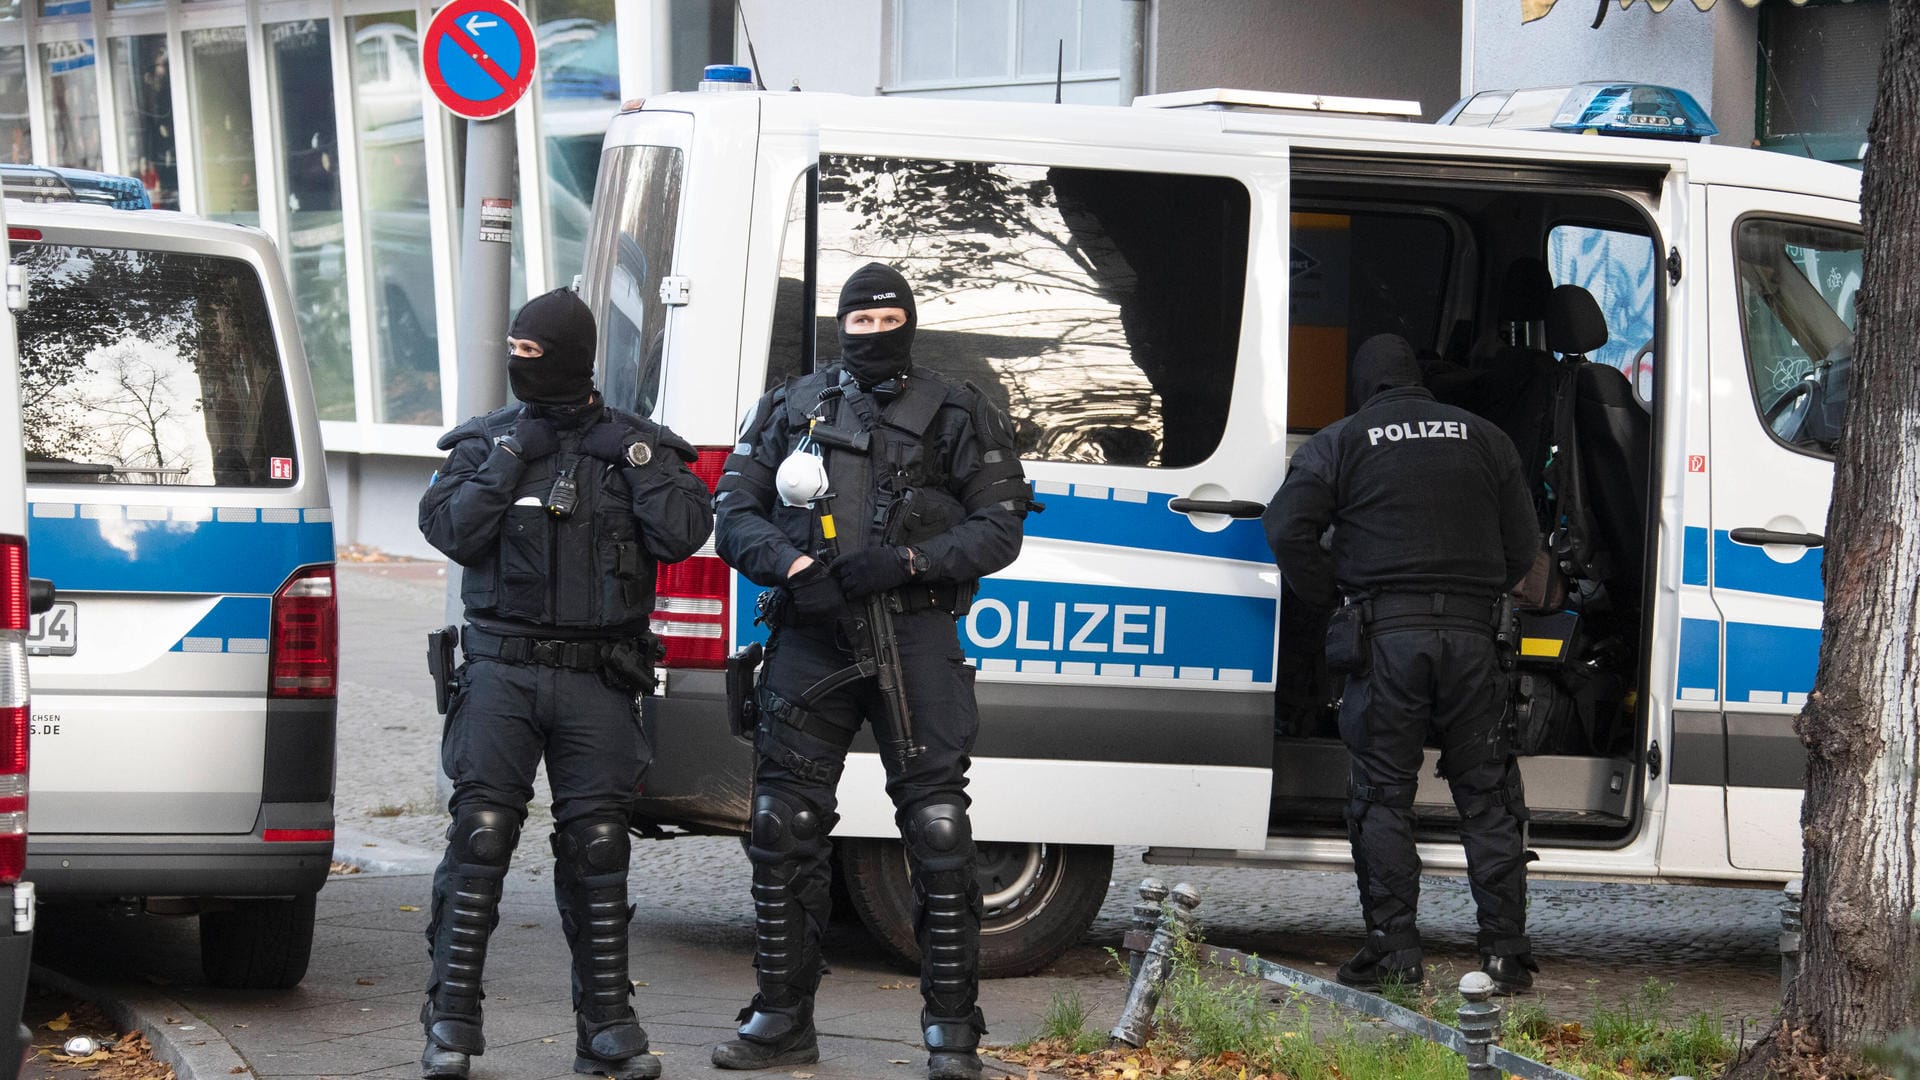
left=423, top=0, right=537, bottom=120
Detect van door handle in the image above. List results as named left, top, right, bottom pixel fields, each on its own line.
left=1729, top=528, right=1825, bottom=548
left=1167, top=498, right=1267, bottom=519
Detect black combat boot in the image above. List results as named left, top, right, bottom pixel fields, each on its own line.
left=711, top=996, right=820, bottom=1070
left=924, top=1008, right=987, bottom=1080
left=552, top=819, right=660, bottom=1079
left=1334, top=929, right=1424, bottom=992
left=1481, top=952, right=1539, bottom=994
left=421, top=809, right=517, bottom=1079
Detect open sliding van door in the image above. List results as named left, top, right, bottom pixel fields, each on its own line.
left=770, top=104, right=1292, bottom=855
left=1704, top=184, right=1859, bottom=873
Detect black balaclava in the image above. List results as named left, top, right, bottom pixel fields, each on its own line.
left=507, top=288, right=597, bottom=408
left=835, top=262, right=917, bottom=388
left=1350, top=333, right=1424, bottom=406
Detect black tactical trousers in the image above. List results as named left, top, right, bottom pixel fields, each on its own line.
left=1338, top=626, right=1533, bottom=960
left=424, top=656, right=648, bottom=1039
left=746, top=610, right=982, bottom=1028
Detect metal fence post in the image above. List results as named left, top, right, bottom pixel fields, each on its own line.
left=1109, top=882, right=1201, bottom=1047
left=1126, top=878, right=1168, bottom=980
left=1456, top=971, right=1502, bottom=1080
left=1779, top=878, right=1803, bottom=997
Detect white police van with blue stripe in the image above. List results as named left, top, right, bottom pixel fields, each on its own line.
left=12, top=165, right=336, bottom=988
left=586, top=77, right=1855, bottom=975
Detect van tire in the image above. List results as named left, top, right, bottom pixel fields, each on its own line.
left=837, top=839, right=1112, bottom=979
left=199, top=893, right=317, bottom=989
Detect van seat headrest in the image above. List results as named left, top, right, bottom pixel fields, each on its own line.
left=1546, top=284, right=1609, bottom=357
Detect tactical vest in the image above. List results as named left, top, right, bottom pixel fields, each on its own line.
left=773, top=368, right=971, bottom=560
left=459, top=408, right=657, bottom=632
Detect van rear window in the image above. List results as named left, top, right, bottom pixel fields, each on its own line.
left=18, top=244, right=297, bottom=487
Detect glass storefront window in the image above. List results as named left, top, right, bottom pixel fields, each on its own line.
left=350, top=11, right=440, bottom=425
left=110, top=35, right=178, bottom=209
left=535, top=0, right=617, bottom=286
left=269, top=18, right=352, bottom=421
left=186, top=28, right=258, bottom=224
left=0, top=47, right=29, bottom=162
left=42, top=38, right=101, bottom=170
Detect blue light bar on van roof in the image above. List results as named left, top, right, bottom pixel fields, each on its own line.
left=702, top=65, right=752, bottom=84
left=1440, top=83, right=1718, bottom=142
left=0, top=163, right=152, bottom=210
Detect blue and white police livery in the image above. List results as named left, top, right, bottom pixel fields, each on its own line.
left=15, top=192, right=336, bottom=989
left=579, top=81, right=1858, bottom=976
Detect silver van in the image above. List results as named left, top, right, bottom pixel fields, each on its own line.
left=16, top=182, right=336, bottom=989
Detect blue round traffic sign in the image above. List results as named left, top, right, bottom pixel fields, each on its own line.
left=424, top=0, right=537, bottom=120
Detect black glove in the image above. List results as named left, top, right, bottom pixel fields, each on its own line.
left=830, top=546, right=912, bottom=600
left=510, top=417, right=559, bottom=460
left=786, top=561, right=849, bottom=625
left=579, top=422, right=641, bottom=465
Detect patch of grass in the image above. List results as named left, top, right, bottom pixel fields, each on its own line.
left=1577, top=981, right=1735, bottom=1079
left=1034, top=987, right=1107, bottom=1055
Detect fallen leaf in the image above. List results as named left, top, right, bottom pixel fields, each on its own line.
left=355, top=977, right=377, bottom=986
left=234, top=1023, right=249, bottom=1029
left=230, top=1068, right=248, bottom=1075
left=541, top=1038, right=556, bottom=1044
left=43, top=1013, right=70, bottom=1032
left=163, top=1017, right=179, bottom=1025
left=399, top=905, right=421, bottom=912
left=791, top=1073, right=815, bottom=1079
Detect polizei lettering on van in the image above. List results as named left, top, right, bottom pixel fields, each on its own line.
left=1367, top=420, right=1471, bottom=446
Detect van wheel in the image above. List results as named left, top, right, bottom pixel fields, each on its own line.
left=837, top=839, right=1113, bottom=979
left=199, top=893, right=318, bottom=989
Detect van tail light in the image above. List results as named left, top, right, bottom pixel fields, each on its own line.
left=0, top=535, right=28, bottom=884
left=270, top=565, right=337, bottom=698
left=653, top=448, right=729, bottom=669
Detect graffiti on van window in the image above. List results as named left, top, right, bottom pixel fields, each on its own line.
left=1548, top=225, right=1657, bottom=399
left=817, top=156, right=1248, bottom=469
left=16, top=244, right=296, bottom=487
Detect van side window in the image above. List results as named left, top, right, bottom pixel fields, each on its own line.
left=796, top=154, right=1249, bottom=469
left=1548, top=224, right=1657, bottom=402
left=17, top=244, right=297, bottom=487
left=583, top=143, right=685, bottom=417
left=1734, top=218, right=1861, bottom=455
left=765, top=169, right=816, bottom=391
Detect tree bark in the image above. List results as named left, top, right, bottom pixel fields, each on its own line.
left=1731, top=3, right=1920, bottom=1074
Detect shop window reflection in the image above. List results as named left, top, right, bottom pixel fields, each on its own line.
left=110, top=35, right=178, bottom=209
left=41, top=38, right=101, bottom=170
left=269, top=18, right=353, bottom=421
left=535, top=0, right=619, bottom=286
left=350, top=12, right=440, bottom=426
left=0, top=47, right=29, bottom=163
left=186, top=27, right=258, bottom=224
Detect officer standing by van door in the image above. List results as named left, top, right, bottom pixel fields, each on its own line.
left=416, top=287, right=714, bottom=1080
left=708, top=263, right=1030, bottom=1080
left=1264, top=333, right=1542, bottom=994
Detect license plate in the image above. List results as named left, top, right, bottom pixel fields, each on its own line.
left=28, top=601, right=77, bottom=656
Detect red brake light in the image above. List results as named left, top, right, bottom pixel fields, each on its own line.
left=653, top=449, right=729, bottom=669
left=5, top=227, right=39, bottom=243
left=270, top=565, right=338, bottom=698
left=0, top=534, right=27, bottom=884
left=263, top=828, right=334, bottom=843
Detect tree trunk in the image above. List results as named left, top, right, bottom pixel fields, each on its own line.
left=1730, top=3, right=1920, bottom=1074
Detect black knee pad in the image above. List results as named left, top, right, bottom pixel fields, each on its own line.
left=552, top=816, right=631, bottom=874
left=449, top=806, right=520, bottom=869
left=748, top=790, right=823, bottom=862
left=904, top=799, right=973, bottom=873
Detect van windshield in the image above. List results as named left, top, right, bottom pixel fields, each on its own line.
left=17, top=243, right=297, bottom=487
left=580, top=143, right=684, bottom=417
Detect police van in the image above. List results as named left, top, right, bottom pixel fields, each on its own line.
left=583, top=80, right=1856, bottom=976
left=12, top=165, right=337, bottom=988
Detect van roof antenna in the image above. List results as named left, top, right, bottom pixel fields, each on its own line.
left=736, top=1, right=768, bottom=90
left=1054, top=38, right=1064, bottom=103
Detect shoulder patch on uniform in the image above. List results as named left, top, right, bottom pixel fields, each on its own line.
left=961, top=379, right=1016, bottom=450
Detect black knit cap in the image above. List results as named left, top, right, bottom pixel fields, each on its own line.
left=836, top=262, right=916, bottom=325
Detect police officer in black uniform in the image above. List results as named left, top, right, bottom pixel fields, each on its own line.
left=708, top=264, right=1029, bottom=1080
left=1264, top=333, right=1541, bottom=994
left=416, top=288, right=714, bottom=1079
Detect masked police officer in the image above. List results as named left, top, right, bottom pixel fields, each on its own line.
left=416, top=287, right=715, bottom=1079
left=709, top=264, right=1029, bottom=1080
left=1264, top=333, right=1541, bottom=995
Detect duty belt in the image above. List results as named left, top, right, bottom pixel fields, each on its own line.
left=1363, top=592, right=1500, bottom=634
left=462, top=626, right=607, bottom=671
